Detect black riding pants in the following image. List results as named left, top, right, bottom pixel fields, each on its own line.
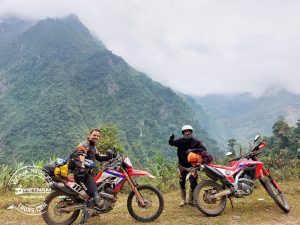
left=178, top=165, right=198, bottom=192
left=75, top=174, right=97, bottom=197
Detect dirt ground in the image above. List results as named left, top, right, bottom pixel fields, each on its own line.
left=1, top=181, right=300, bottom=225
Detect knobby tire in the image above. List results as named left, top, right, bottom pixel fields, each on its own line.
left=127, top=184, right=164, bottom=222
left=261, top=177, right=290, bottom=213
left=42, top=191, right=80, bottom=225
left=193, top=180, right=227, bottom=216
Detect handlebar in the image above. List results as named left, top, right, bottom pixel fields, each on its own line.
left=103, top=152, right=124, bottom=169
left=228, top=142, right=266, bottom=162
left=228, top=151, right=262, bottom=162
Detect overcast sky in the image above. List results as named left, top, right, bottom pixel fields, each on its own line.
left=1, top=0, right=300, bottom=97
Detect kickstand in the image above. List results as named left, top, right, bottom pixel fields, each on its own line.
left=229, top=198, right=234, bottom=209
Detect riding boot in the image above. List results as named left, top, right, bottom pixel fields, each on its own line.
left=79, top=207, right=92, bottom=225
left=179, top=189, right=187, bottom=207
left=93, top=192, right=104, bottom=208
left=188, top=190, right=195, bottom=206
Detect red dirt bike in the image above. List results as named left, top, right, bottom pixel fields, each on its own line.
left=42, top=151, right=164, bottom=225
left=192, top=135, right=290, bottom=216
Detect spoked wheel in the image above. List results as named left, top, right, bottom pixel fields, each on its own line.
left=260, top=177, right=290, bottom=213
left=127, top=184, right=164, bottom=222
left=193, top=180, right=227, bottom=216
left=42, top=191, right=80, bottom=225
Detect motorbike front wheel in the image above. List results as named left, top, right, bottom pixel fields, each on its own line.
left=127, top=184, right=164, bottom=222
left=261, top=177, right=290, bottom=213
left=42, top=191, right=80, bottom=225
left=193, top=180, right=227, bottom=216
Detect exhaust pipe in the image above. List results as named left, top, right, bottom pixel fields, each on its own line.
left=211, top=189, right=232, bottom=199
left=61, top=204, right=86, bottom=212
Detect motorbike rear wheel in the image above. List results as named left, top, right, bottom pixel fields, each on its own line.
left=193, top=180, right=227, bottom=216
left=42, top=191, right=80, bottom=225
left=260, top=177, right=290, bottom=213
left=127, top=184, right=164, bottom=222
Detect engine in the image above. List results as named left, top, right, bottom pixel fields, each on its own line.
left=236, top=174, right=254, bottom=197
left=100, top=193, right=115, bottom=211
left=97, top=185, right=117, bottom=211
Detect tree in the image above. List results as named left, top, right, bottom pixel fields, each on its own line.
left=227, top=138, right=237, bottom=156
left=96, top=123, right=125, bottom=153
left=272, top=116, right=289, bottom=137
left=294, top=119, right=300, bottom=139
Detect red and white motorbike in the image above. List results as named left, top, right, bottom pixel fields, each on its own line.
left=192, top=135, right=290, bottom=216
left=42, top=152, right=164, bottom=225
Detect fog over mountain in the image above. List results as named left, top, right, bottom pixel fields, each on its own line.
left=194, top=89, right=300, bottom=147
left=0, top=15, right=220, bottom=164
left=1, top=0, right=300, bottom=97
left=1, top=12, right=299, bottom=162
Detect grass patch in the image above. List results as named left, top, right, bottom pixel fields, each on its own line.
left=1, top=181, right=299, bottom=225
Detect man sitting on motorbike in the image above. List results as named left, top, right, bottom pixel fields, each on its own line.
left=72, top=128, right=112, bottom=208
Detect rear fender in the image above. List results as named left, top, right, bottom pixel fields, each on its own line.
left=128, top=169, right=156, bottom=179
left=204, top=165, right=226, bottom=180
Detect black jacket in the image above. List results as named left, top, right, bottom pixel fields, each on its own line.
left=72, top=140, right=111, bottom=168
left=168, top=136, right=207, bottom=167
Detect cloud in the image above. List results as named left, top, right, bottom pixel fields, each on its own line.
left=1, top=0, right=300, bottom=96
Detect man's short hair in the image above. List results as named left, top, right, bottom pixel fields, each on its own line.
left=90, top=128, right=101, bottom=134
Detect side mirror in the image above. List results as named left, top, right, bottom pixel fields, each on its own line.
left=226, top=152, right=233, bottom=157
left=254, top=135, right=260, bottom=143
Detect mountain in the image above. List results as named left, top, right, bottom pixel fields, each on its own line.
left=0, top=15, right=219, bottom=164
left=194, top=89, right=300, bottom=147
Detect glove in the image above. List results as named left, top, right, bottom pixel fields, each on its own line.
left=106, top=149, right=114, bottom=159
left=200, top=151, right=213, bottom=164
left=169, top=133, right=175, bottom=141
left=84, top=159, right=96, bottom=169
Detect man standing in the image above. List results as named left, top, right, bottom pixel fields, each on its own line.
left=168, top=125, right=211, bottom=206
left=72, top=128, right=112, bottom=208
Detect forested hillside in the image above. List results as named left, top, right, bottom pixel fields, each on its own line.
left=0, top=15, right=219, bottom=164
left=264, top=117, right=300, bottom=159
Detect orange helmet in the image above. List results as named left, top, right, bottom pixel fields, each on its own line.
left=187, top=152, right=203, bottom=163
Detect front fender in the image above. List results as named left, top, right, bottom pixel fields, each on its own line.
left=254, top=162, right=264, bottom=178
left=129, top=169, right=156, bottom=179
